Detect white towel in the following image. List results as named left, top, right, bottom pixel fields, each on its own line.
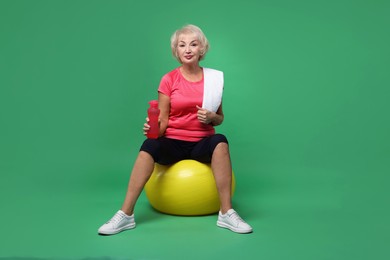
left=202, top=68, right=224, bottom=112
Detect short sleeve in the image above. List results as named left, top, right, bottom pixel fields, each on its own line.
left=158, top=73, right=172, bottom=97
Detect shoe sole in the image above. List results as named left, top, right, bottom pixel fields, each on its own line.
left=217, top=221, right=253, bottom=234
left=98, top=223, right=136, bottom=235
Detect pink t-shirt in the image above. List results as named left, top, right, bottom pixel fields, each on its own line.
left=158, top=67, right=215, bottom=142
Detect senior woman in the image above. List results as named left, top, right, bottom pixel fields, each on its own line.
left=98, top=24, right=253, bottom=235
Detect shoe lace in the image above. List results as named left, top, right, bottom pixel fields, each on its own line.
left=229, top=211, right=246, bottom=224
left=107, top=212, right=125, bottom=224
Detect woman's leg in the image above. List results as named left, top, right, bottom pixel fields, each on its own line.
left=191, top=134, right=233, bottom=214
left=98, top=150, right=155, bottom=235
left=98, top=138, right=189, bottom=235
left=211, top=140, right=253, bottom=233
left=120, top=151, right=155, bottom=215
left=211, top=142, right=233, bottom=214
left=191, top=134, right=253, bottom=233
left=120, top=137, right=187, bottom=215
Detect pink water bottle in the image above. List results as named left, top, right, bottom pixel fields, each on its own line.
left=147, top=100, right=160, bottom=139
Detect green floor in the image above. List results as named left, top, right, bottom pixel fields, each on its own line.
left=1, top=145, right=388, bottom=259
left=1, top=0, right=389, bottom=259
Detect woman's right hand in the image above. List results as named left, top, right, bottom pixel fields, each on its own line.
left=143, top=117, right=150, bottom=136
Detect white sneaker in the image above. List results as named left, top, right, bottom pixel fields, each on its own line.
left=217, top=209, right=253, bottom=234
left=98, top=210, right=136, bottom=235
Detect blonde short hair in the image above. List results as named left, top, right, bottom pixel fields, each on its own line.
left=170, top=24, right=210, bottom=63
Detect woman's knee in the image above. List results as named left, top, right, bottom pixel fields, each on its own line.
left=214, top=142, right=229, bottom=155
left=138, top=150, right=154, bottom=161
left=140, top=138, right=160, bottom=162
left=210, top=134, right=229, bottom=156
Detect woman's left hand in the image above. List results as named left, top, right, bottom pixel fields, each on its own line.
left=196, top=105, right=214, bottom=124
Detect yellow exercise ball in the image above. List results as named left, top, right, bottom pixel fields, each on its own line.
left=145, top=159, right=236, bottom=216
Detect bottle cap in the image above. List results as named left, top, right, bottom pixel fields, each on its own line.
left=149, top=100, right=158, bottom=107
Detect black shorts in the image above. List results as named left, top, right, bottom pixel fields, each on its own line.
left=140, top=134, right=228, bottom=165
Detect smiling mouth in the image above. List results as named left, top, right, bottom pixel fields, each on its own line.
left=184, top=56, right=193, bottom=59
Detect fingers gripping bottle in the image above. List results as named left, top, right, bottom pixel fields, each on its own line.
left=147, top=100, right=160, bottom=139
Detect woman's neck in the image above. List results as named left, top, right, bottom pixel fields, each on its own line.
left=181, top=64, right=202, bottom=74
left=180, top=65, right=203, bottom=82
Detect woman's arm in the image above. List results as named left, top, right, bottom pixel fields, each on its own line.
left=212, top=104, right=224, bottom=126
left=158, top=92, right=170, bottom=136
left=196, top=102, right=224, bottom=126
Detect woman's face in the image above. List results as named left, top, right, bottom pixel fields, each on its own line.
left=177, top=33, right=202, bottom=65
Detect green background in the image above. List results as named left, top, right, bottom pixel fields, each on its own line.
left=1, top=0, right=389, bottom=259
